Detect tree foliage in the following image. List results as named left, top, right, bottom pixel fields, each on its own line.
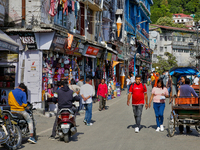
left=156, top=17, right=187, bottom=28
left=152, top=52, right=178, bottom=74
left=151, top=0, right=200, bottom=23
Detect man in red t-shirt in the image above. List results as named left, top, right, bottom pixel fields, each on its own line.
left=127, top=75, right=148, bottom=133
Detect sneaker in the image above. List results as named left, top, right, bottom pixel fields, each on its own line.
left=79, top=110, right=84, bottom=114
left=28, top=137, right=37, bottom=144
left=83, top=119, right=87, bottom=125
left=160, top=125, right=164, bottom=132
left=48, top=135, right=55, bottom=140
left=156, top=127, right=160, bottom=132
left=87, top=123, right=93, bottom=126
left=135, top=127, right=139, bottom=133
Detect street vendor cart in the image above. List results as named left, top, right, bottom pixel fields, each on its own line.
left=168, top=67, right=200, bottom=137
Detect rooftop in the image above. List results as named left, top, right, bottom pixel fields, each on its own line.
left=173, top=13, right=193, bottom=19
left=149, top=24, right=197, bottom=33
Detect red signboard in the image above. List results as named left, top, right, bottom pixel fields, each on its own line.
left=86, top=46, right=99, bottom=56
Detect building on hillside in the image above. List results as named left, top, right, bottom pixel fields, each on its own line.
left=149, top=24, right=200, bottom=67
left=173, top=13, right=194, bottom=28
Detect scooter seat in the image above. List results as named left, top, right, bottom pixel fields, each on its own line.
left=11, top=113, right=25, bottom=120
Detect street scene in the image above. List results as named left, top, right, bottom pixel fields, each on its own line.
left=1, top=0, right=200, bottom=150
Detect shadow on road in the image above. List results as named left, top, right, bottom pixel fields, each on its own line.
left=70, top=132, right=84, bottom=142
left=127, top=125, right=147, bottom=129
left=148, top=125, right=157, bottom=130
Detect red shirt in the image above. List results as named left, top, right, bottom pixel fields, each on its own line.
left=97, top=83, right=108, bottom=98
left=129, top=83, right=147, bottom=105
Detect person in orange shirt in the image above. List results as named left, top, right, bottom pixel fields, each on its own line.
left=154, top=73, right=160, bottom=87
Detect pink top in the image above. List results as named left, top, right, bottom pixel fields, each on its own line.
left=97, top=83, right=108, bottom=98
left=152, top=87, right=168, bottom=103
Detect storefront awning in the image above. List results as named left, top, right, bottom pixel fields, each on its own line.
left=0, top=30, right=19, bottom=53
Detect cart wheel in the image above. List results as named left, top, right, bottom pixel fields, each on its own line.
left=168, top=118, right=175, bottom=137
left=195, top=126, right=200, bottom=132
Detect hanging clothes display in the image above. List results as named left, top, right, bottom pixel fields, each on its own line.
left=49, top=0, right=59, bottom=17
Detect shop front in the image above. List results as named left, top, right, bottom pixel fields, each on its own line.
left=0, top=30, right=19, bottom=105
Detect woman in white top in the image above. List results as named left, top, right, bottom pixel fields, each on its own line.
left=126, top=75, right=131, bottom=94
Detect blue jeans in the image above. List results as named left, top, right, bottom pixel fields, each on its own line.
left=78, top=95, right=84, bottom=111
left=153, top=103, right=165, bottom=127
left=168, top=87, right=171, bottom=95
left=127, top=85, right=130, bottom=94
left=84, top=103, right=93, bottom=124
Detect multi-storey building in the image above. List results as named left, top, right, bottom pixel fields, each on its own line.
left=150, top=24, right=200, bottom=67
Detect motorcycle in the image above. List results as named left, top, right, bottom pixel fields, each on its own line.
left=9, top=102, right=37, bottom=141
left=57, top=107, right=77, bottom=143
left=0, top=106, right=22, bottom=150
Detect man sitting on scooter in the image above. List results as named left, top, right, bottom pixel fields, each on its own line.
left=49, top=80, right=80, bottom=140
left=8, top=83, right=37, bottom=144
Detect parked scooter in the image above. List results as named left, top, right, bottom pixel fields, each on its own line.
left=9, top=102, right=37, bottom=140
left=0, top=106, right=22, bottom=150
left=57, top=106, right=77, bottom=143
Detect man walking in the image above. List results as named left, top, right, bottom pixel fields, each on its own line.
left=131, top=73, right=135, bottom=83
left=80, top=78, right=95, bottom=126
left=127, top=75, right=148, bottom=133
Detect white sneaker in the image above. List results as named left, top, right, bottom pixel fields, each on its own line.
left=87, top=123, right=93, bottom=126
left=160, top=125, right=164, bottom=132
left=135, top=127, right=139, bottom=133
left=156, top=127, right=160, bottom=132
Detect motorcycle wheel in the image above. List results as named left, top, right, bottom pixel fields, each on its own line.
left=63, top=133, right=70, bottom=143
left=5, top=125, right=22, bottom=150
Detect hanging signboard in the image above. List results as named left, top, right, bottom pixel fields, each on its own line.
left=107, top=52, right=112, bottom=61
left=86, top=46, right=99, bottom=56
left=50, top=34, right=67, bottom=53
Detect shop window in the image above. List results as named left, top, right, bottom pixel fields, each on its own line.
left=165, top=47, right=167, bottom=52
left=87, top=8, right=93, bottom=34
left=76, top=5, right=81, bottom=34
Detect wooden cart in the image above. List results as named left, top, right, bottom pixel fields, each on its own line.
left=168, top=67, right=200, bottom=137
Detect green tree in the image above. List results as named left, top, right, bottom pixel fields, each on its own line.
left=152, top=52, right=178, bottom=74
left=194, top=12, right=200, bottom=23
left=155, top=16, right=187, bottom=28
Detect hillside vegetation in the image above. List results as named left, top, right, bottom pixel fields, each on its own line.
left=151, top=0, right=200, bottom=24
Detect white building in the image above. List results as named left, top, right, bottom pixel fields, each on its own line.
left=150, top=24, right=200, bottom=67
left=173, top=13, right=194, bottom=28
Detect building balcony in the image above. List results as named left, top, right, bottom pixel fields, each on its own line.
left=139, top=1, right=151, bottom=17
left=81, top=0, right=103, bottom=11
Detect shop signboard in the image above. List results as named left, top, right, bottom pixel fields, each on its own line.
left=107, top=52, right=112, bottom=61
left=0, top=52, right=18, bottom=63
left=136, top=31, right=149, bottom=47
left=18, top=33, right=37, bottom=49
left=86, top=46, right=99, bottom=56
left=111, top=54, right=117, bottom=61
left=50, top=34, right=67, bottom=53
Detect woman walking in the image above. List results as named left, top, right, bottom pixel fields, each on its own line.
left=97, top=79, right=108, bottom=111
left=148, top=79, right=169, bottom=132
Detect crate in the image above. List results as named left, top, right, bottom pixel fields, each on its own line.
left=191, top=85, right=199, bottom=90
left=175, top=97, right=199, bottom=105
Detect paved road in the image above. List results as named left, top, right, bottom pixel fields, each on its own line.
left=1, top=86, right=200, bottom=150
